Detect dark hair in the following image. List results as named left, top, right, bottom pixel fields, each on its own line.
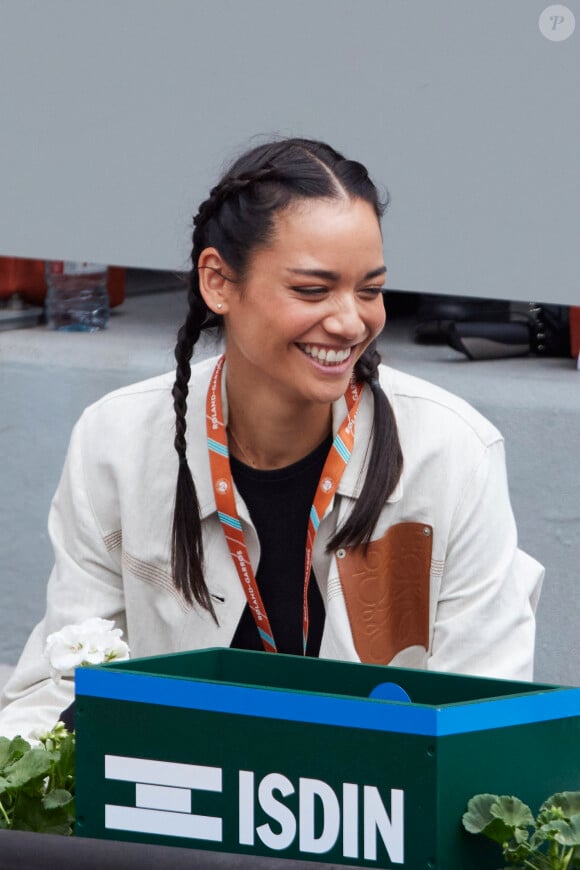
left=172, top=137, right=403, bottom=614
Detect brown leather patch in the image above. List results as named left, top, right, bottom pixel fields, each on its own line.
left=336, top=522, right=432, bottom=665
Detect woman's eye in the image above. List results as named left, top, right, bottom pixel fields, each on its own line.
left=291, top=286, right=328, bottom=297
left=359, top=286, right=386, bottom=297
left=290, top=285, right=386, bottom=299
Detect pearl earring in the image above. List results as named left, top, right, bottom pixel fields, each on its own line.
left=216, top=303, right=223, bottom=310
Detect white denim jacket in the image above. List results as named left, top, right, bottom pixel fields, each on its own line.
left=0, top=356, right=544, bottom=738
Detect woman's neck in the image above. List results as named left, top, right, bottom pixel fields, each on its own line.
left=225, top=374, right=333, bottom=470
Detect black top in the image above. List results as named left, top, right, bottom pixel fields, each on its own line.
left=229, top=434, right=332, bottom=657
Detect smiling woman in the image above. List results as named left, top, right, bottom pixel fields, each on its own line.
left=0, top=138, right=544, bottom=739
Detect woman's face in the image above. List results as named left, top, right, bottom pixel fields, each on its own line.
left=222, top=196, right=387, bottom=409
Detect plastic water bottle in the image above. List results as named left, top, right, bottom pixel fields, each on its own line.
left=45, top=261, right=110, bottom=331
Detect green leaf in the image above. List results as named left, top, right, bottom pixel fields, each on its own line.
left=0, top=725, right=75, bottom=834
left=42, top=789, right=73, bottom=811
left=463, top=794, right=499, bottom=833
left=462, top=794, right=520, bottom=845
left=540, top=815, right=580, bottom=847
left=7, top=736, right=31, bottom=760
left=0, top=736, right=30, bottom=773
left=464, top=793, right=535, bottom=848
left=503, top=840, right=536, bottom=865
left=482, top=816, right=521, bottom=846
left=4, top=748, right=54, bottom=789
left=53, top=733, right=75, bottom=789
left=0, top=738, right=12, bottom=770
left=541, top=793, right=580, bottom=821
left=513, top=825, right=531, bottom=845
left=11, top=793, right=73, bottom=834
left=490, top=795, right=535, bottom=830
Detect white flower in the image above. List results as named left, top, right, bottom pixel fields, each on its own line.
left=45, top=617, right=130, bottom=681
left=29, top=720, right=69, bottom=748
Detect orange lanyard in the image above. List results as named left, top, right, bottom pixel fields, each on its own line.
left=206, top=355, right=364, bottom=653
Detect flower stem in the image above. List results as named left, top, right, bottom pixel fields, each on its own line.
left=0, top=798, right=11, bottom=827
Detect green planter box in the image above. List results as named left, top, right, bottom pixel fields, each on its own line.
left=75, top=649, right=580, bottom=869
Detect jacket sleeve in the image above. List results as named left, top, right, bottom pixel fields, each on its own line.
left=427, top=438, right=544, bottom=681
left=0, top=413, right=125, bottom=739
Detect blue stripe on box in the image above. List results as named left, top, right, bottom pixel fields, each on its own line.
left=76, top=669, right=438, bottom=735
left=75, top=670, right=580, bottom=737
left=436, top=689, right=580, bottom=736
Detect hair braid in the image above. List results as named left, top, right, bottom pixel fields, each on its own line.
left=171, top=275, right=215, bottom=612
left=207, top=167, right=280, bottom=203
left=327, top=342, right=403, bottom=552
left=173, top=297, right=203, bottom=456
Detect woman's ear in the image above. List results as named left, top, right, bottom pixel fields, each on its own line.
left=197, top=248, right=235, bottom=314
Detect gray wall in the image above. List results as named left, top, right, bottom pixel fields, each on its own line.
left=0, top=0, right=579, bottom=304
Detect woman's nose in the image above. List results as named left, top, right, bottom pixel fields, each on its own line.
left=322, top=295, right=366, bottom=341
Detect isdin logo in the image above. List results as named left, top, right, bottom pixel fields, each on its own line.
left=104, top=755, right=405, bottom=864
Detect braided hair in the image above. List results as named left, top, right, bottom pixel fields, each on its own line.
left=172, top=138, right=403, bottom=613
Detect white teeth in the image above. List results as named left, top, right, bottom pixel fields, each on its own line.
left=301, top=344, right=351, bottom=365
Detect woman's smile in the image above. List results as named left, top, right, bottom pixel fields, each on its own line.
left=295, top=343, right=355, bottom=374
left=297, top=344, right=353, bottom=365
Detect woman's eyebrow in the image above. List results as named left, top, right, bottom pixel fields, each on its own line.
left=287, top=268, right=340, bottom=280
left=364, top=266, right=387, bottom=280
left=287, top=266, right=387, bottom=281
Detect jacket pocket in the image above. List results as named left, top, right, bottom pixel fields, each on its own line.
left=336, top=522, right=432, bottom=665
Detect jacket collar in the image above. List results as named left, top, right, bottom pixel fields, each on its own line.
left=185, top=356, right=403, bottom=520
left=335, top=369, right=403, bottom=504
